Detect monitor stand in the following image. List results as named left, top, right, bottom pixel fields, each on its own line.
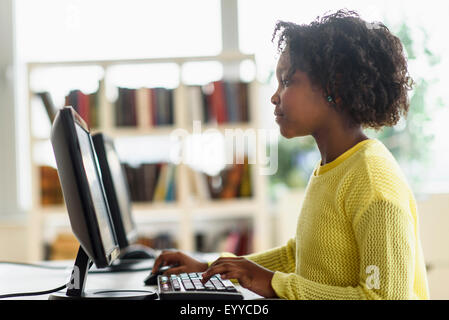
left=49, top=246, right=157, bottom=300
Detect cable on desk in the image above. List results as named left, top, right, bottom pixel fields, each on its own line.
left=0, top=261, right=153, bottom=273
left=0, top=261, right=68, bottom=270
left=88, top=267, right=152, bottom=273
left=0, top=283, right=67, bottom=299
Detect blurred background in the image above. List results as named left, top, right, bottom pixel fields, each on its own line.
left=0, top=0, right=448, bottom=298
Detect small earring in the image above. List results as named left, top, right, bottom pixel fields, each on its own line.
left=327, top=95, right=333, bottom=103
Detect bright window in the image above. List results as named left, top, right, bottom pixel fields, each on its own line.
left=238, top=0, right=449, bottom=194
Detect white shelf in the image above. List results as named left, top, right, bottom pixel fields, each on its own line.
left=96, top=126, right=178, bottom=138
left=27, top=53, right=270, bottom=260
left=27, top=53, right=255, bottom=69
left=192, top=198, right=257, bottom=217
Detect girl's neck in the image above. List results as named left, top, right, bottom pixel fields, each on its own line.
left=312, top=120, right=369, bottom=166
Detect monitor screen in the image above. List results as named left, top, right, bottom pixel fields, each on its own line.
left=74, top=124, right=117, bottom=257
left=104, top=141, right=135, bottom=237
left=51, top=107, right=120, bottom=267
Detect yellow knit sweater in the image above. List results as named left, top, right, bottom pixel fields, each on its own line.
left=245, top=138, right=429, bottom=300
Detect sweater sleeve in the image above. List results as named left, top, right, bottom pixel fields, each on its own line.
left=244, top=238, right=296, bottom=274
left=271, top=199, right=417, bottom=300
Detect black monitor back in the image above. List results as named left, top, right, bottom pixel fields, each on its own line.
left=92, top=133, right=138, bottom=249
left=50, top=107, right=120, bottom=268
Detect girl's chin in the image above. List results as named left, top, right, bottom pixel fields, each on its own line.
left=278, top=124, right=305, bottom=139
left=278, top=126, right=295, bottom=139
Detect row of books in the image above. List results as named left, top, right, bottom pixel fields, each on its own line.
left=187, top=80, right=250, bottom=125
left=115, top=87, right=175, bottom=127
left=65, top=89, right=100, bottom=128
left=37, top=79, right=251, bottom=130
left=123, top=162, right=176, bottom=203
left=39, top=159, right=252, bottom=207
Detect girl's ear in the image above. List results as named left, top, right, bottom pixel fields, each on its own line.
left=326, top=73, right=343, bottom=107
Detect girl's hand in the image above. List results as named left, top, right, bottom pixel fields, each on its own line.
left=151, top=250, right=208, bottom=275
left=201, top=257, right=277, bottom=298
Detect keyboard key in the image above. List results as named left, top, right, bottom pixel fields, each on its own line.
left=203, top=281, right=215, bottom=291
left=220, top=278, right=234, bottom=286
left=171, top=279, right=181, bottom=291
left=181, top=279, right=195, bottom=291
left=192, top=280, right=205, bottom=290
left=211, top=279, right=226, bottom=290
left=218, top=278, right=238, bottom=292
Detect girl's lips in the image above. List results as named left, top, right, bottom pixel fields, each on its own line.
left=274, top=109, right=284, bottom=117
left=275, top=114, right=284, bottom=123
left=274, top=109, right=284, bottom=123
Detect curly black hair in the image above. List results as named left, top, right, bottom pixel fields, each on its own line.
left=272, top=9, right=413, bottom=130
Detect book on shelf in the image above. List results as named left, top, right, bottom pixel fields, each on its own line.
left=208, top=81, right=228, bottom=124
left=64, top=88, right=100, bottom=128
left=136, top=87, right=153, bottom=128
left=39, top=165, right=64, bottom=206
left=188, top=168, right=211, bottom=201
left=153, top=163, right=169, bottom=202
left=186, top=85, right=205, bottom=123
left=196, top=226, right=253, bottom=255
left=136, top=233, right=177, bottom=250
left=123, top=162, right=176, bottom=203
left=219, top=227, right=253, bottom=256
left=185, top=80, right=250, bottom=126
left=115, top=86, right=174, bottom=127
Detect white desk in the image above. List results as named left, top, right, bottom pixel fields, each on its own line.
left=0, top=260, right=263, bottom=300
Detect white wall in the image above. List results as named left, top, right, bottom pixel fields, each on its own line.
left=416, top=193, right=449, bottom=299
left=0, top=0, right=22, bottom=219
left=0, top=224, right=29, bottom=262
left=0, top=0, right=30, bottom=263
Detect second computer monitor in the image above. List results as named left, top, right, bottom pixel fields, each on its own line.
left=92, top=133, right=137, bottom=250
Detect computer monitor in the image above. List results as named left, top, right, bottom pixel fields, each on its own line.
left=92, top=133, right=137, bottom=249
left=92, top=133, right=155, bottom=260
left=49, top=106, right=156, bottom=300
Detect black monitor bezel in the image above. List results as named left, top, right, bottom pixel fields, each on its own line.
left=51, top=107, right=120, bottom=268
left=92, top=133, right=138, bottom=249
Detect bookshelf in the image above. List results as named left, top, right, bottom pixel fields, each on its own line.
left=27, top=53, right=271, bottom=261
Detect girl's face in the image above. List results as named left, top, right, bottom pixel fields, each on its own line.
left=271, top=52, right=332, bottom=139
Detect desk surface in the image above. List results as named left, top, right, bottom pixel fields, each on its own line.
left=0, top=259, right=263, bottom=300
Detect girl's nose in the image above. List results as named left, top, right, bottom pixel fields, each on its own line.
left=271, top=92, right=279, bottom=106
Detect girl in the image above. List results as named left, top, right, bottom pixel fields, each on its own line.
left=151, top=9, right=429, bottom=300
